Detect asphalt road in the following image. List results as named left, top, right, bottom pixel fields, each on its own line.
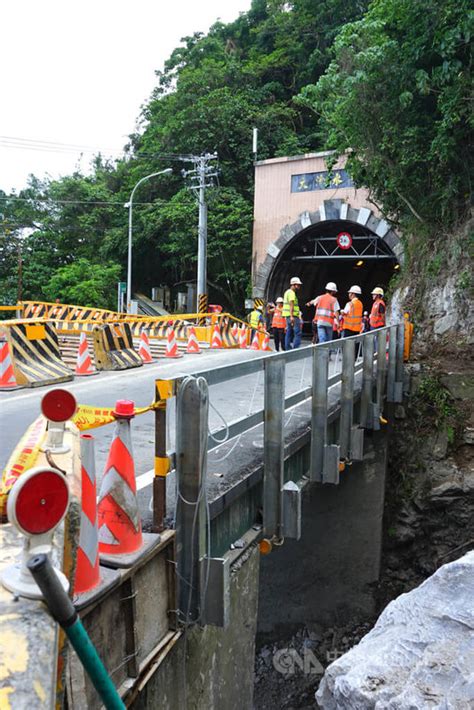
left=0, top=343, right=346, bottom=528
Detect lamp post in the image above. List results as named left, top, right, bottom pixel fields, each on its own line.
left=125, top=168, right=172, bottom=312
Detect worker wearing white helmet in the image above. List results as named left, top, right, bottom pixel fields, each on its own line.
left=306, top=281, right=341, bottom=344
left=282, top=277, right=303, bottom=350
left=370, top=287, right=386, bottom=330
left=272, top=297, right=286, bottom=351
left=342, top=285, right=363, bottom=338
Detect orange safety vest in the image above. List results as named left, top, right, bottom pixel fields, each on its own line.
left=343, top=297, right=363, bottom=332
left=272, top=309, right=286, bottom=329
left=369, top=299, right=386, bottom=329
left=314, top=293, right=337, bottom=326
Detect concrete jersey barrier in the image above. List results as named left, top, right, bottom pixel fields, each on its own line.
left=0, top=321, right=73, bottom=388
left=92, top=322, right=143, bottom=371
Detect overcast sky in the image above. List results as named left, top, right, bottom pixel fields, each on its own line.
left=0, top=0, right=252, bottom=193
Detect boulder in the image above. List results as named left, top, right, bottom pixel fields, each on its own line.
left=316, top=551, right=474, bottom=709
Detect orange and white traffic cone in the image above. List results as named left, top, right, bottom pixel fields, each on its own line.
left=231, top=323, right=239, bottom=340
left=165, top=327, right=183, bottom=358
left=210, top=323, right=223, bottom=349
left=98, top=400, right=142, bottom=556
left=261, top=332, right=272, bottom=352
left=250, top=331, right=260, bottom=350
left=75, top=332, right=97, bottom=376
left=74, top=434, right=100, bottom=595
left=0, top=338, right=20, bottom=390
left=138, top=329, right=153, bottom=364
left=186, top=326, right=201, bottom=354
left=239, top=326, right=248, bottom=349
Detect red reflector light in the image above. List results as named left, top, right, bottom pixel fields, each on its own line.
left=14, top=470, right=69, bottom=535
left=41, top=388, right=77, bottom=422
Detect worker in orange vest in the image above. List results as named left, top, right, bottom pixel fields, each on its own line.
left=272, top=297, right=286, bottom=351
left=342, top=285, right=363, bottom=357
left=369, top=287, right=386, bottom=330
left=306, top=282, right=340, bottom=344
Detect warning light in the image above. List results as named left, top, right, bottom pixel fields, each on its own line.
left=259, top=539, right=273, bottom=555
left=394, top=264, right=400, bottom=270
left=8, top=466, right=70, bottom=537
left=356, top=260, right=364, bottom=267
left=41, top=389, right=77, bottom=423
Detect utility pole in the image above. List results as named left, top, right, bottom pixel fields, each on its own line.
left=182, top=153, right=218, bottom=323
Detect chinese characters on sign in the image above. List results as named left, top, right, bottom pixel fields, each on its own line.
left=291, top=170, right=353, bottom=193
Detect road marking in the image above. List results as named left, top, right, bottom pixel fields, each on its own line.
left=136, top=468, right=154, bottom=491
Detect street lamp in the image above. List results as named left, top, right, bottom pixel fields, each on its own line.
left=125, top=168, right=172, bottom=312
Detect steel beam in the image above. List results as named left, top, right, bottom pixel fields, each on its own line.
left=263, top=358, right=285, bottom=538
left=376, top=329, right=387, bottom=409
left=310, top=345, right=329, bottom=482
left=175, top=376, right=209, bottom=623
left=339, top=338, right=355, bottom=459
left=394, top=321, right=405, bottom=402
left=386, top=326, right=397, bottom=402
left=360, top=333, right=375, bottom=428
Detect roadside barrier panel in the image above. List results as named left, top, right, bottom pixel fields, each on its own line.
left=92, top=322, right=143, bottom=371
left=0, top=320, right=73, bottom=388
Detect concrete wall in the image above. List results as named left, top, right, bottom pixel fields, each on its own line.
left=258, top=430, right=388, bottom=638
left=131, top=547, right=260, bottom=710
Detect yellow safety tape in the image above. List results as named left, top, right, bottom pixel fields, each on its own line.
left=0, top=416, right=47, bottom=520
left=72, top=403, right=157, bottom=431
left=154, top=456, right=170, bottom=476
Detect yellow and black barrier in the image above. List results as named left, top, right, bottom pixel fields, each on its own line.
left=0, top=320, right=73, bottom=387
left=92, top=322, right=143, bottom=371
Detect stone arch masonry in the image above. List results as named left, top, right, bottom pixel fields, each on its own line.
left=253, top=199, right=404, bottom=298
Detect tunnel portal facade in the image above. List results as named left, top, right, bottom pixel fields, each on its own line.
left=252, top=152, right=404, bottom=316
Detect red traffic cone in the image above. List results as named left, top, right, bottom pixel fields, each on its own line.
left=138, top=329, right=153, bottom=364
left=0, top=338, right=20, bottom=390
left=239, top=326, right=248, bottom=349
left=186, top=326, right=201, bottom=354
left=250, top=331, right=260, bottom=350
left=210, top=323, right=223, bottom=349
left=231, top=323, right=239, bottom=340
left=261, top=332, right=272, bottom=352
left=165, top=327, right=183, bottom=358
left=98, top=401, right=142, bottom=556
left=75, top=332, right=97, bottom=376
left=74, top=434, right=100, bottom=595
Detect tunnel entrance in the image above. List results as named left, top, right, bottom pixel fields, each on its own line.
left=265, top=220, right=399, bottom=328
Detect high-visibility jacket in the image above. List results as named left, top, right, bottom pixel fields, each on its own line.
left=272, top=308, right=286, bottom=329
left=369, top=299, right=386, bottom=329
left=314, top=293, right=338, bottom=326
left=343, top=297, right=363, bottom=332
left=249, top=309, right=263, bottom=330
left=282, top=288, right=300, bottom=318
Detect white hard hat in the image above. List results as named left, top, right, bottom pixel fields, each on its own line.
left=325, top=282, right=338, bottom=292
left=371, top=287, right=384, bottom=296
left=256, top=305, right=263, bottom=311
left=276, top=297, right=284, bottom=303
left=348, top=285, right=362, bottom=295
left=290, top=277, right=302, bottom=285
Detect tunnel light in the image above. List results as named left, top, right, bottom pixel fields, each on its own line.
left=394, top=264, right=400, bottom=270
left=356, top=260, right=364, bottom=267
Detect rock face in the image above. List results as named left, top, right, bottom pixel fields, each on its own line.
left=316, top=551, right=474, bottom=709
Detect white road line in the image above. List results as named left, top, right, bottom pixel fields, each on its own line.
left=136, top=469, right=155, bottom=491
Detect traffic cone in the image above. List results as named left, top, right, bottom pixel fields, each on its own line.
left=261, top=332, right=272, bottom=352
left=165, top=327, right=183, bottom=358
left=239, top=326, right=248, bottom=349
left=75, top=332, right=97, bottom=376
left=138, top=329, right=153, bottom=364
left=186, top=326, right=201, bottom=354
left=98, top=401, right=142, bottom=556
left=231, top=323, right=239, bottom=340
left=74, top=434, right=100, bottom=595
left=210, top=323, right=223, bottom=349
left=250, top=331, right=260, bottom=350
left=0, top=338, right=20, bottom=390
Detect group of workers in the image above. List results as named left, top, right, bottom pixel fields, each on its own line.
left=248, top=277, right=386, bottom=351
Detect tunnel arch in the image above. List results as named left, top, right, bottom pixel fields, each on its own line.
left=253, top=200, right=403, bottom=321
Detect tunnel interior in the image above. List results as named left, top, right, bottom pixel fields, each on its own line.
left=266, top=220, right=399, bottom=326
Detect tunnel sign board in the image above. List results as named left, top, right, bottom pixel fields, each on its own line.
left=336, top=232, right=352, bottom=250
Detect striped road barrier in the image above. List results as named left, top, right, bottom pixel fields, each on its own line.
left=92, top=323, right=143, bottom=371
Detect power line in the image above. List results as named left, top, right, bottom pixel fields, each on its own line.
left=0, top=195, right=163, bottom=206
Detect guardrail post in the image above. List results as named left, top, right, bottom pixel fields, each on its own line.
left=339, top=338, right=355, bottom=459
left=361, top=332, right=375, bottom=428
left=386, top=326, right=398, bottom=402
left=175, top=376, right=208, bottom=622
left=394, top=321, right=405, bottom=402
left=152, top=380, right=173, bottom=532
left=263, top=357, right=285, bottom=539
left=376, top=329, right=387, bottom=408
left=310, top=345, right=329, bottom=482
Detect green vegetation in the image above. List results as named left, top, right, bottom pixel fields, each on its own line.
left=0, top=0, right=471, bottom=311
